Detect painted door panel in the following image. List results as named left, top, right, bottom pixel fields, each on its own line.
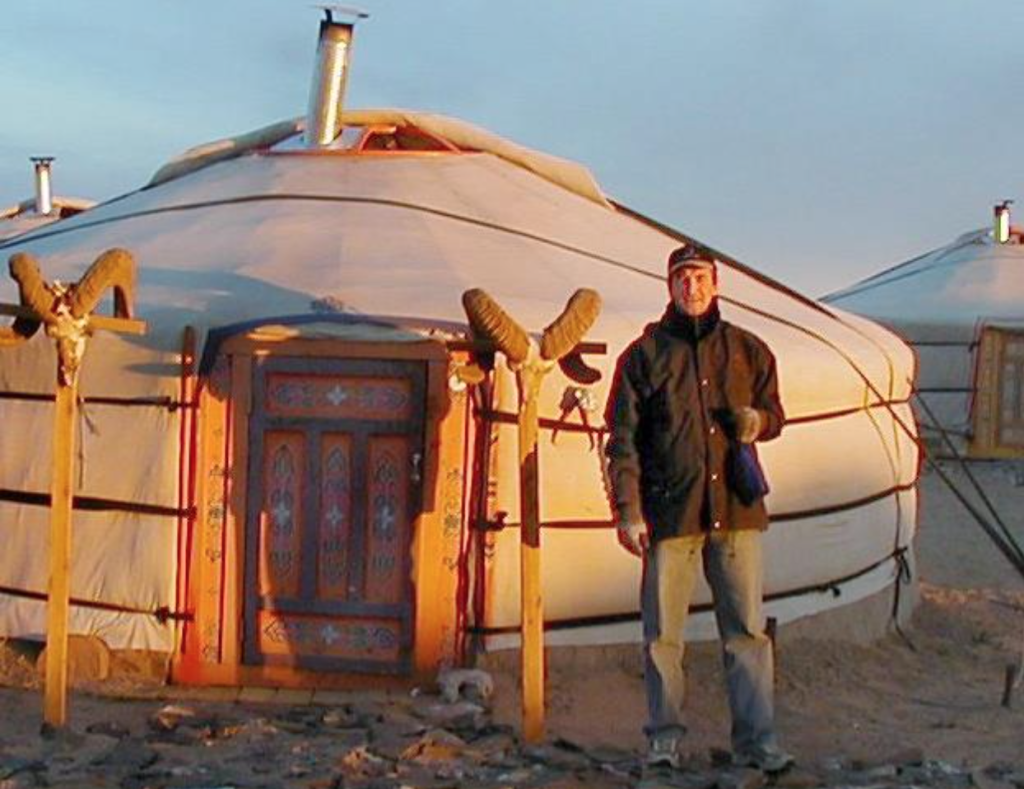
left=998, top=332, right=1024, bottom=448
left=243, top=357, right=425, bottom=674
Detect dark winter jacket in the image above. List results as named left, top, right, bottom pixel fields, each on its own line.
left=604, top=301, right=785, bottom=541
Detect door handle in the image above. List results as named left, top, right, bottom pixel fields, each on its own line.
left=410, top=451, right=423, bottom=484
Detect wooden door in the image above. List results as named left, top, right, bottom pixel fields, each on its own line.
left=995, top=330, right=1024, bottom=449
left=243, top=356, right=425, bottom=674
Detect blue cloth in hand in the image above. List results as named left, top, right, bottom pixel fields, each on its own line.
left=727, top=442, right=770, bottom=506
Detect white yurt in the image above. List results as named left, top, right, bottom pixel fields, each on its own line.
left=824, top=205, right=1024, bottom=459
left=0, top=18, right=919, bottom=687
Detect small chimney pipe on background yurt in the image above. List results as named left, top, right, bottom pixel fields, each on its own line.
left=305, top=6, right=365, bottom=148
left=32, top=156, right=54, bottom=216
left=994, top=200, right=1013, bottom=244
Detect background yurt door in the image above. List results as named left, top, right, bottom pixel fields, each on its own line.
left=972, top=326, right=1024, bottom=457
left=242, top=356, right=426, bottom=673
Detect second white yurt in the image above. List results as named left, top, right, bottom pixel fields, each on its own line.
left=825, top=204, right=1024, bottom=459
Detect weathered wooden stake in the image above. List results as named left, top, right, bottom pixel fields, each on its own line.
left=1, top=249, right=143, bottom=731
left=43, top=381, right=78, bottom=727
left=518, top=374, right=545, bottom=743
left=461, top=288, right=601, bottom=744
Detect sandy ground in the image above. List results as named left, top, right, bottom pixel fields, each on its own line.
left=1, top=459, right=1023, bottom=785
left=485, top=460, right=1024, bottom=767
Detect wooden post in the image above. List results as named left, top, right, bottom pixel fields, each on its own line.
left=1, top=249, right=144, bottom=731
left=460, top=287, right=600, bottom=746
left=42, top=381, right=78, bottom=728
left=518, top=376, right=544, bottom=743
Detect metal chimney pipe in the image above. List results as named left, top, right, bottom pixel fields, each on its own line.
left=305, top=8, right=364, bottom=148
left=994, top=200, right=1013, bottom=244
left=31, top=156, right=55, bottom=216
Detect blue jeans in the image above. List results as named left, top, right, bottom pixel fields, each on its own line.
left=642, top=530, right=778, bottom=753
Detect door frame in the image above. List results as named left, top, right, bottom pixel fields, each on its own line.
left=173, top=334, right=472, bottom=689
left=971, top=324, right=1024, bottom=458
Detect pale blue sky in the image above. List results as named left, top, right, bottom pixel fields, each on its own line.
left=1, top=1, right=1021, bottom=296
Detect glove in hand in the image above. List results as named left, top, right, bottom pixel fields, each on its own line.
left=616, top=521, right=647, bottom=556
left=733, top=407, right=762, bottom=444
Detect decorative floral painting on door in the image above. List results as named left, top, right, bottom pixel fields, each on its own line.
left=243, top=357, right=426, bottom=674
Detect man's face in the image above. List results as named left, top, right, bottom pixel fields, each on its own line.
left=669, top=266, right=718, bottom=317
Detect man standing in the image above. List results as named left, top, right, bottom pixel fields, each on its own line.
left=604, top=243, right=792, bottom=772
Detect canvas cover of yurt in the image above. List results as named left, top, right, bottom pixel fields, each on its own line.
left=824, top=208, right=1024, bottom=460
left=0, top=21, right=919, bottom=687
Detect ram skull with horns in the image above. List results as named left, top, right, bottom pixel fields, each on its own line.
left=461, top=288, right=603, bottom=391
left=2, top=249, right=136, bottom=386
left=460, top=286, right=601, bottom=742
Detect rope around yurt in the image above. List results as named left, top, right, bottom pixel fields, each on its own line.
left=914, top=394, right=1024, bottom=572
left=912, top=393, right=1024, bottom=706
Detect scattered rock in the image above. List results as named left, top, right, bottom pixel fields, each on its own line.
left=465, top=730, right=519, bottom=768
left=400, top=728, right=467, bottom=765
left=437, top=667, right=495, bottom=705
left=89, top=737, right=159, bottom=772
left=984, top=762, right=1021, bottom=780
left=338, top=744, right=390, bottom=781
left=84, top=720, right=131, bottom=740
left=495, top=765, right=541, bottom=784
left=719, top=767, right=767, bottom=789
left=817, top=755, right=846, bottom=773
left=37, top=724, right=86, bottom=748
left=929, top=759, right=974, bottom=780
left=0, top=757, right=46, bottom=782
left=273, top=717, right=316, bottom=735
left=772, top=766, right=824, bottom=788
left=414, top=700, right=487, bottom=733
left=145, top=726, right=209, bottom=747
left=147, top=704, right=196, bottom=732
left=974, top=767, right=1017, bottom=789
left=849, top=746, right=924, bottom=772
left=322, top=705, right=363, bottom=729
left=374, top=706, right=428, bottom=738
left=522, top=740, right=591, bottom=772
left=287, top=762, right=313, bottom=777
left=0, top=776, right=37, bottom=789
left=221, top=716, right=281, bottom=742
left=637, top=766, right=692, bottom=789
left=710, top=746, right=733, bottom=767
left=586, top=744, right=636, bottom=766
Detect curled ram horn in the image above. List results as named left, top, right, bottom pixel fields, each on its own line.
left=558, top=351, right=602, bottom=385
left=0, top=253, right=49, bottom=346
left=462, top=288, right=530, bottom=365
left=9, top=252, right=53, bottom=317
left=70, top=247, right=135, bottom=319
left=539, top=288, right=601, bottom=362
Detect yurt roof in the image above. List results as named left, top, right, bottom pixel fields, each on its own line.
left=0, top=110, right=911, bottom=415
left=823, top=227, right=1024, bottom=330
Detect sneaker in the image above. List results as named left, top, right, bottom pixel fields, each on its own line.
left=733, top=745, right=795, bottom=773
left=646, top=735, right=681, bottom=769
